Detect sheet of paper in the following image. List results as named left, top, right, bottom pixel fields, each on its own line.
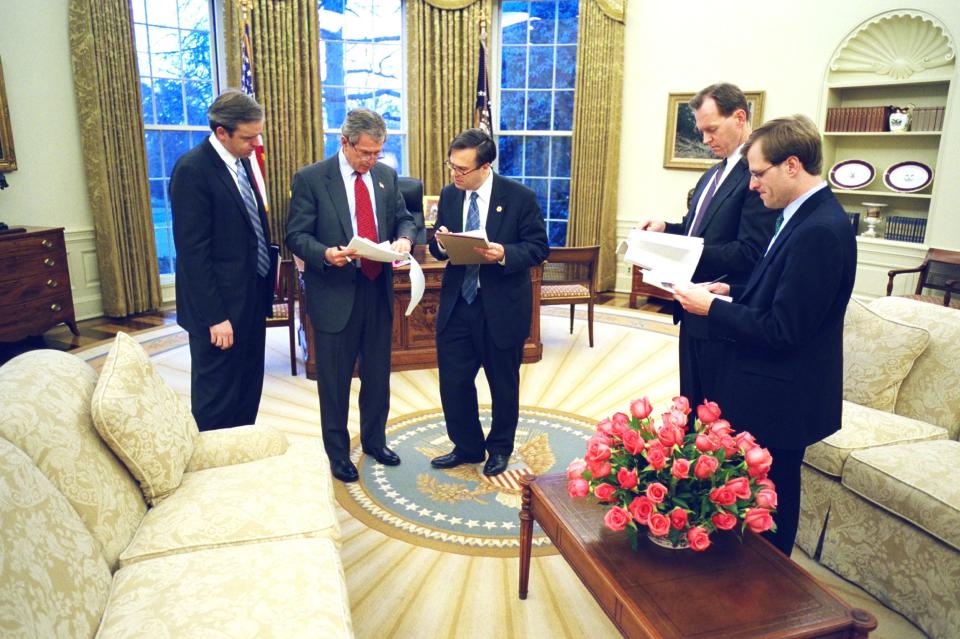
left=345, top=236, right=424, bottom=316
left=618, top=229, right=705, bottom=293
left=434, top=230, right=490, bottom=265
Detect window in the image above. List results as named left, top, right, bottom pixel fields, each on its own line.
left=318, top=0, right=405, bottom=173
left=495, top=0, right=578, bottom=246
left=133, top=0, right=218, bottom=275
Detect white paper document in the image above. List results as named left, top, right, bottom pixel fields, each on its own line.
left=345, top=236, right=425, bottom=316
left=618, top=229, right=705, bottom=294
left=434, top=229, right=491, bottom=265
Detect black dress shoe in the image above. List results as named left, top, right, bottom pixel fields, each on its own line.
left=362, top=446, right=401, bottom=466
left=331, top=459, right=359, bottom=483
left=431, top=451, right=484, bottom=469
left=483, top=453, right=510, bottom=477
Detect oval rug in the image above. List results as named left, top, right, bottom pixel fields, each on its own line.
left=333, top=405, right=597, bottom=557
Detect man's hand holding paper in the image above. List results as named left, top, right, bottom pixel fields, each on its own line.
left=618, top=228, right=704, bottom=293
left=344, top=236, right=425, bottom=317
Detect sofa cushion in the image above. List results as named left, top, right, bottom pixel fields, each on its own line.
left=843, top=439, right=960, bottom=551
left=92, top=332, right=198, bottom=506
left=869, top=296, right=960, bottom=439
left=98, top=537, right=353, bottom=638
left=119, top=439, right=339, bottom=566
left=0, top=438, right=113, bottom=639
left=0, top=350, right=146, bottom=570
left=843, top=298, right=929, bottom=412
left=185, top=424, right=289, bottom=472
left=804, top=401, right=949, bottom=477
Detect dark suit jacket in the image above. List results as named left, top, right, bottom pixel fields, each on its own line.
left=285, top=155, right=417, bottom=333
left=428, top=174, right=549, bottom=349
left=170, top=138, right=272, bottom=337
left=707, top=186, right=857, bottom=450
left=666, top=157, right=779, bottom=338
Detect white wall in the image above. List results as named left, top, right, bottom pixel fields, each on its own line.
left=617, top=0, right=960, bottom=291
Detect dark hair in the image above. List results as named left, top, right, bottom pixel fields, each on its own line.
left=689, top=82, right=749, bottom=117
left=207, top=89, right=263, bottom=133
left=742, top=115, right=823, bottom=175
left=448, top=128, right=497, bottom=166
left=341, top=108, right=387, bottom=145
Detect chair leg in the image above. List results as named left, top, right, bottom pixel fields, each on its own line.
left=569, top=304, right=575, bottom=334
left=288, top=317, right=297, bottom=376
left=588, top=300, right=594, bottom=348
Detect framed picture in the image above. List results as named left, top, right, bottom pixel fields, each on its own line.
left=663, top=91, right=765, bottom=170
left=0, top=57, right=16, bottom=172
left=422, top=195, right=439, bottom=228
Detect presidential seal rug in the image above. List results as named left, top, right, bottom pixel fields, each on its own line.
left=333, top=405, right=598, bottom=557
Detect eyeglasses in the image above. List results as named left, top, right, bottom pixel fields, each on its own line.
left=749, top=162, right=781, bottom=181
left=444, top=160, right=483, bottom=177
left=349, top=142, right=384, bottom=161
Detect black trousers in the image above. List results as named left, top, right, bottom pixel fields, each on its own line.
left=437, top=291, right=524, bottom=459
left=313, top=273, right=391, bottom=461
left=188, top=277, right=268, bottom=431
left=763, top=447, right=805, bottom=557
left=678, top=321, right=728, bottom=410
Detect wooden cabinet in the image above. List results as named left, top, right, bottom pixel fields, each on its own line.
left=629, top=265, right=673, bottom=307
left=0, top=227, right=78, bottom=341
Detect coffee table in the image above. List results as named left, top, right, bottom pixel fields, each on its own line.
left=519, top=474, right=877, bottom=638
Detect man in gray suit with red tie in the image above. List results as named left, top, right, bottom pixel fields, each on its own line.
left=286, top=109, right=417, bottom=483
left=638, top=83, right=779, bottom=410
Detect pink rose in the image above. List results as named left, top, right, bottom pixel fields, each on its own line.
left=671, top=395, right=691, bottom=415
left=596, top=418, right=614, bottom=437
left=670, top=457, right=691, bottom=479
left=567, top=478, right=589, bottom=498
left=594, top=482, right=616, bottom=502
left=586, top=459, right=611, bottom=479
left=735, top=431, right=757, bottom=453
left=566, top=458, right=586, bottom=480
left=711, top=511, right=738, bottom=531
left=697, top=399, right=722, bottom=424
left=617, top=467, right=638, bottom=490
left=628, top=495, right=654, bottom=525
left=755, top=488, right=778, bottom=510
left=603, top=506, right=631, bottom=532
left=693, top=454, right=719, bottom=480
left=646, top=482, right=668, bottom=504
left=708, top=419, right=732, bottom=437
left=756, top=477, right=776, bottom=492
left=725, top=477, right=752, bottom=500
left=709, top=485, right=737, bottom=507
left=745, top=446, right=773, bottom=478
left=720, top=435, right=738, bottom=457
left=695, top=433, right=720, bottom=453
left=648, top=513, right=670, bottom=537
left=687, top=526, right=712, bottom=551
left=660, top=411, right=683, bottom=430
left=621, top=429, right=645, bottom=455
left=630, top=397, right=653, bottom=420
left=657, top=424, right=685, bottom=449
left=645, top=444, right=667, bottom=471
left=669, top=507, right=688, bottom=530
left=585, top=439, right=611, bottom=463
left=745, top=508, right=774, bottom=533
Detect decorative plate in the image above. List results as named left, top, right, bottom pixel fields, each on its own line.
left=829, top=159, right=875, bottom=190
left=884, top=161, right=933, bottom=193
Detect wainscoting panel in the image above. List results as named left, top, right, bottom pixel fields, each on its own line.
left=64, top=228, right=103, bottom=320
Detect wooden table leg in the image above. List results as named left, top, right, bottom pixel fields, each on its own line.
left=518, top=474, right=535, bottom=600
left=850, top=609, right=878, bottom=638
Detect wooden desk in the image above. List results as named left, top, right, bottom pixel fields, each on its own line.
left=629, top=265, right=673, bottom=308
left=519, top=474, right=877, bottom=639
left=298, top=246, right=542, bottom=380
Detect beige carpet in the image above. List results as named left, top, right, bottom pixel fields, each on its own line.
left=101, top=307, right=927, bottom=638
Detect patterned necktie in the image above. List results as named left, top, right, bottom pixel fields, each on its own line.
left=461, top=192, right=480, bottom=304
left=235, top=159, right=270, bottom=277
left=688, top=159, right=726, bottom=237
left=773, top=211, right=785, bottom=235
left=354, top=172, right=381, bottom=280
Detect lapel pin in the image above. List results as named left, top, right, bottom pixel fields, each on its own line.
left=495, top=205, right=503, bottom=213
left=378, top=181, right=385, bottom=189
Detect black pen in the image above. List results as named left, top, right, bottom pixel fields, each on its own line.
left=337, top=246, right=353, bottom=263
left=703, top=274, right=727, bottom=286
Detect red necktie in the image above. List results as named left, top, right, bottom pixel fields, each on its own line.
left=354, top=172, right=381, bottom=280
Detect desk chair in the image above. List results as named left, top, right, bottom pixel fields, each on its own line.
left=540, top=245, right=600, bottom=347
left=266, top=259, right=298, bottom=375
left=886, top=248, right=960, bottom=308
left=398, top=177, right=426, bottom=246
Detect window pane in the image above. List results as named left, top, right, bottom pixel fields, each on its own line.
left=161, top=130, right=190, bottom=177
left=501, top=2, right=529, bottom=45
left=528, top=46, right=554, bottom=89
left=324, top=133, right=342, bottom=159
left=148, top=26, right=181, bottom=78
left=185, top=80, right=212, bottom=126
left=177, top=0, right=208, bottom=30
left=323, top=86, right=347, bottom=128
left=382, top=134, right=404, bottom=174
left=524, top=136, right=549, bottom=177
left=145, top=130, right=162, bottom=177
left=550, top=136, right=571, bottom=177
left=154, top=78, right=186, bottom=125
left=555, top=45, right=576, bottom=88
left=499, top=90, right=525, bottom=130
left=501, top=46, right=526, bottom=89
left=557, top=0, right=578, bottom=44
left=180, top=29, right=210, bottom=80
left=548, top=220, right=567, bottom=246
left=146, top=0, right=179, bottom=27
left=525, top=177, right=548, bottom=216
left=526, top=91, right=551, bottom=130
left=497, top=135, right=522, bottom=177
left=529, top=1, right=556, bottom=44
left=550, top=178, right=570, bottom=220
left=141, top=79, right=156, bottom=125
left=553, top=90, right=574, bottom=130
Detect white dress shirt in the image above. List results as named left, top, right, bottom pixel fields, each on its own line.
left=337, top=149, right=379, bottom=236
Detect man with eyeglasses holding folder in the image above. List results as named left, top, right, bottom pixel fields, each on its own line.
left=428, top=129, right=548, bottom=477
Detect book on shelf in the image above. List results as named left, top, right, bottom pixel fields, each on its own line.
left=884, top=215, right=926, bottom=243
left=846, top=211, right=860, bottom=234
left=825, top=105, right=892, bottom=132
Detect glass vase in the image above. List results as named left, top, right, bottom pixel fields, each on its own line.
left=647, top=531, right=689, bottom=550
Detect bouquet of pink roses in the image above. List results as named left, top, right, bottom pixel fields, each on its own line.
left=567, top=395, right=777, bottom=551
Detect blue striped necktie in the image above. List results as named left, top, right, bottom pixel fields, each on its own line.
left=235, top=159, right=270, bottom=277
left=461, top=192, right=480, bottom=304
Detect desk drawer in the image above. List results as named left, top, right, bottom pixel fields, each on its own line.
left=0, top=294, right=75, bottom=340
left=0, top=231, right=67, bottom=277
left=0, top=269, right=70, bottom=306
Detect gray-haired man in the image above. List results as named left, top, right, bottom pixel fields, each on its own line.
left=286, top=108, right=417, bottom=483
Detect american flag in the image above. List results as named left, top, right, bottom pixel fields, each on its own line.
left=240, top=14, right=269, bottom=211
left=475, top=25, right=492, bottom=134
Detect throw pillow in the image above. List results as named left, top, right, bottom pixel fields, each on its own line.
left=843, top=298, right=929, bottom=412
left=91, top=332, right=198, bottom=505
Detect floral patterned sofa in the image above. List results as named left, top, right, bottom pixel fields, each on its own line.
left=798, top=296, right=960, bottom=639
left=0, top=333, right=353, bottom=638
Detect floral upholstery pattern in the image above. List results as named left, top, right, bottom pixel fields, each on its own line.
left=796, top=464, right=841, bottom=558
left=869, top=297, right=960, bottom=439
left=803, top=401, right=948, bottom=477
left=821, top=485, right=960, bottom=639
left=185, top=424, right=289, bottom=473
left=0, top=438, right=112, bottom=639
left=91, top=333, right=198, bottom=506
left=119, top=439, right=339, bottom=567
left=98, top=537, right=354, bottom=638
left=842, top=299, right=929, bottom=412
left=0, top=351, right=145, bottom=570
left=842, top=440, right=960, bottom=550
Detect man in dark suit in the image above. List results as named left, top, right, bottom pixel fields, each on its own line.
left=170, top=90, right=274, bottom=431
left=428, top=129, right=549, bottom=477
left=285, top=109, right=417, bottom=483
left=674, top=115, right=857, bottom=555
left=638, top=83, right=779, bottom=409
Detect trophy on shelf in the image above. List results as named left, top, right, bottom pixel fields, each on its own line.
left=861, top=202, right=887, bottom=238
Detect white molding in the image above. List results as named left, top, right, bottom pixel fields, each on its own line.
left=64, top=228, right=103, bottom=320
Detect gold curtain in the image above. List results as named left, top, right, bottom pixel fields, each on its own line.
left=407, top=0, right=492, bottom=194
left=223, top=0, right=323, bottom=253
left=68, top=0, right=162, bottom=316
left=566, top=0, right=626, bottom=290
